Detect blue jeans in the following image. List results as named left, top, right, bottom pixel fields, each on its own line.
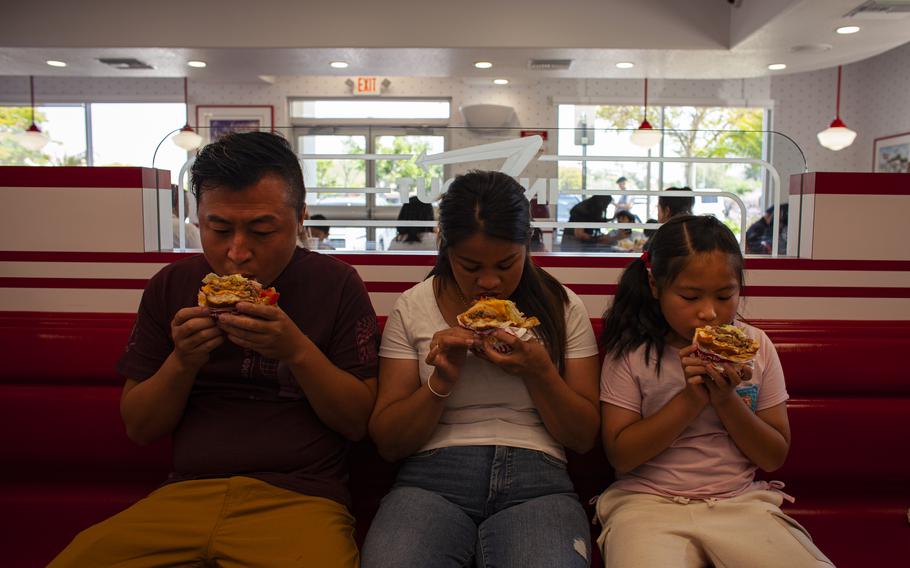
left=361, top=445, right=591, bottom=568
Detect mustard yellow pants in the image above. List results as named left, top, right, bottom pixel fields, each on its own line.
left=49, top=476, right=358, bottom=568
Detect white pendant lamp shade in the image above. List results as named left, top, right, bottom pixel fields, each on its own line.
left=15, top=123, right=50, bottom=151
left=817, top=118, right=857, bottom=152
left=17, top=76, right=50, bottom=151
left=173, top=125, right=203, bottom=151
left=630, top=78, right=662, bottom=149
left=172, top=77, right=203, bottom=151
left=817, top=66, right=856, bottom=152
left=631, top=119, right=662, bottom=149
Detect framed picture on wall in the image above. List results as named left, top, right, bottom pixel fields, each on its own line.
left=872, top=131, right=910, bottom=173
left=195, top=105, right=275, bottom=143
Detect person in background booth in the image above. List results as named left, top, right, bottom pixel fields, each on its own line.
left=362, top=170, right=600, bottom=567
left=595, top=215, right=833, bottom=568
left=298, top=213, right=335, bottom=250
left=746, top=204, right=789, bottom=255
left=657, top=186, right=694, bottom=223
left=50, top=131, right=380, bottom=568
left=388, top=195, right=436, bottom=251
left=561, top=194, right=624, bottom=251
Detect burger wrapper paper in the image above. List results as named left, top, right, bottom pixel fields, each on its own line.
left=463, top=324, right=538, bottom=354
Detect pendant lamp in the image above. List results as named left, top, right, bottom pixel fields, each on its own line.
left=817, top=66, right=856, bottom=151
left=172, top=77, right=203, bottom=151
left=14, top=76, right=50, bottom=151
left=630, top=78, right=662, bottom=149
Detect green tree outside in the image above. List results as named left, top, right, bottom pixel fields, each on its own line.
left=0, top=107, right=52, bottom=166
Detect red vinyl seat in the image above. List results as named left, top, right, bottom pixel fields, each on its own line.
left=1, top=313, right=908, bottom=567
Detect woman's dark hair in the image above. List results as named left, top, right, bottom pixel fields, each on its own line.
left=397, top=196, right=435, bottom=242
left=191, top=131, right=305, bottom=216
left=601, top=215, right=744, bottom=372
left=658, top=187, right=695, bottom=218
left=570, top=195, right=612, bottom=220
left=429, top=170, right=569, bottom=367
left=614, top=210, right=638, bottom=224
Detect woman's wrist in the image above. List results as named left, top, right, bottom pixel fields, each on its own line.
left=427, top=372, right=454, bottom=398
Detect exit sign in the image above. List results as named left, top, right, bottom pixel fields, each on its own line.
left=353, top=76, right=381, bottom=96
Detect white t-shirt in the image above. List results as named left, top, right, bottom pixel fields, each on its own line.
left=380, top=277, right=599, bottom=461
left=600, top=322, right=789, bottom=498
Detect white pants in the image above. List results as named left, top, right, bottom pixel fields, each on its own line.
left=595, top=487, right=835, bottom=568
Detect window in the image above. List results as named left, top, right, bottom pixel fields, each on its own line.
left=290, top=98, right=450, bottom=121
left=0, top=105, right=87, bottom=166
left=557, top=103, right=768, bottom=238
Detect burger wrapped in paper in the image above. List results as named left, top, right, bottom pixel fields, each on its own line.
left=693, top=324, right=759, bottom=369
left=456, top=298, right=540, bottom=353
left=197, top=273, right=280, bottom=313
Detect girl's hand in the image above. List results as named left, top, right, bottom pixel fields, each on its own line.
left=477, top=329, right=554, bottom=382
left=425, top=327, right=478, bottom=386
left=678, top=345, right=711, bottom=407
left=703, top=363, right=750, bottom=406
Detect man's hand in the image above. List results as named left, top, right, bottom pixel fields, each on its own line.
left=215, top=301, right=304, bottom=362
left=171, top=306, right=224, bottom=370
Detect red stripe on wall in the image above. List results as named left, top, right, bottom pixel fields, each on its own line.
left=3, top=251, right=910, bottom=272
left=796, top=172, right=910, bottom=196
left=0, top=166, right=170, bottom=189
left=2, top=276, right=907, bottom=299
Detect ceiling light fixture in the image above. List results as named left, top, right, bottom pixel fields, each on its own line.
left=172, top=77, right=203, bottom=151
left=14, top=76, right=50, bottom=151
left=46, top=60, right=67, bottom=68
left=493, top=78, right=509, bottom=85
left=187, top=60, right=207, bottom=68
left=836, top=25, right=860, bottom=34
left=616, top=62, right=635, bottom=69
left=768, top=63, right=787, bottom=70
left=330, top=61, right=349, bottom=69
left=817, top=65, right=856, bottom=151
left=474, top=61, right=493, bottom=69
left=630, top=77, right=662, bottom=149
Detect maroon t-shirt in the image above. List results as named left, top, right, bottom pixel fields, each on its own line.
left=117, top=248, right=379, bottom=507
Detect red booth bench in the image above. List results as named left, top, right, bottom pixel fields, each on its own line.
left=1, top=312, right=908, bottom=567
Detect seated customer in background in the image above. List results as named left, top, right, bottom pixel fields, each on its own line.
left=298, top=213, right=335, bottom=250
left=746, top=204, right=788, bottom=255
left=362, top=170, right=600, bottom=567
left=171, top=184, right=201, bottom=249
left=49, top=131, right=380, bottom=568
left=562, top=194, right=624, bottom=251
left=388, top=196, right=436, bottom=250
left=657, top=186, right=694, bottom=223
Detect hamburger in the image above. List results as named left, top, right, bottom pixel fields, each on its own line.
left=693, top=324, right=759, bottom=365
left=457, top=298, right=540, bottom=331
left=197, top=273, right=279, bottom=313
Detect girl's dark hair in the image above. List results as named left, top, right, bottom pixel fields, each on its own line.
left=429, top=170, right=569, bottom=367
left=601, top=215, right=744, bottom=372
left=191, top=131, right=306, bottom=215
left=397, top=196, right=435, bottom=242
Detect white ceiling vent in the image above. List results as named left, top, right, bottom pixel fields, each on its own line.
left=98, top=58, right=154, bottom=70
left=845, top=1, right=910, bottom=19
left=528, top=59, right=573, bottom=71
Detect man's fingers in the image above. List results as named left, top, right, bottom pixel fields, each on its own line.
left=172, top=306, right=211, bottom=327
left=234, top=301, right=282, bottom=321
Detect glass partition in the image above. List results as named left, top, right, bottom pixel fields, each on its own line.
left=155, top=125, right=806, bottom=256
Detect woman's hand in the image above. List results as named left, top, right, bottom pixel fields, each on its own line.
left=476, top=329, right=554, bottom=382
left=425, top=326, right=478, bottom=388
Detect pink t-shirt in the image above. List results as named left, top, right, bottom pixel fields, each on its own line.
left=600, top=322, right=788, bottom=499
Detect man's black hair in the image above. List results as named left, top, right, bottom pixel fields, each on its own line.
left=191, top=131, right=305, bottom=215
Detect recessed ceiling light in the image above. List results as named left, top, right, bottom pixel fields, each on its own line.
left=768, top=63, right=787, bottom=71
left=187, top=60, right=207, bottom=68
left=493, top=78, right=509, bottom=85
left=330, top=61, right=349, bottom=69
left=836, top=25, right=860, bottom=35
left=616, top=62, right=635, bottom=69
left=474, top=61, right=493, bottom=69
left=46, top=60, right=67, bottom=68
